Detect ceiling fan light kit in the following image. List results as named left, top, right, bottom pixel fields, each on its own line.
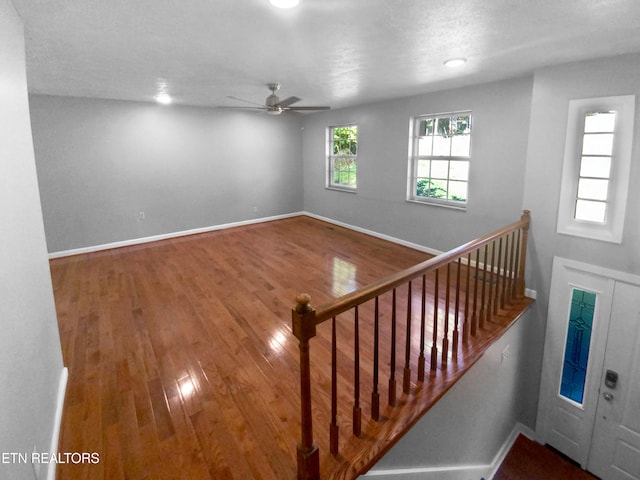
left=227, top=83, right=329, bottom=115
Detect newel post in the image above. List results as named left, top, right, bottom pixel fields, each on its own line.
left=517, top=210, right=531, bottom=297
left=291, top=293, right=320, bottom=480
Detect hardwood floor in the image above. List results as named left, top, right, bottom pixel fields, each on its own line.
left=494, top=435, right=600, bottom=480
left=50, top=216, right=531, bottom=479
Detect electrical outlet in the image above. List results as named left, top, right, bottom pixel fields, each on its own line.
left=501, top=345, right=511, bottom=364
left=252, top=206, right=258, bottom=213
left=138, top=211, right=145, bottom=220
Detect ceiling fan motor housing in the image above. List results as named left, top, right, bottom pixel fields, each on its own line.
left=266, top=93, right=280, bottom=107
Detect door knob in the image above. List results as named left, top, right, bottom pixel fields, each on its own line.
left=603, top=392, right=614, bottom=402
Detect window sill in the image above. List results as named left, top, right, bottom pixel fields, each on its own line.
left=405, top=198, right=467, bottom=211
left=326, top=186, right=357, bottom=194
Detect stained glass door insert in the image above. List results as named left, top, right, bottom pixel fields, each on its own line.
left=560, top=288, right=596, bottom=404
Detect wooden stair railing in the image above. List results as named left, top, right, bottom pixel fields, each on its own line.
left=291, top=210, right=531, bottom=480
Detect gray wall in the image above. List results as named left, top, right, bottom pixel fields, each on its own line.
left=30, top=95, right=304, bottom=253
left=523, top=52, right=640, bottom=316
left=301, top=76, right=534, bottom=252
left=521, top=54, right=640, bottom=437
left=369, top=311, right=533, bottom=476
left=0, top=1, right=65, bottom=478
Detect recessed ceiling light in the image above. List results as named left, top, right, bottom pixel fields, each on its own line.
left=269, top=0, right=300, bottom=8
left=154, top=92, right=172, bottom=105
left=444, top=58, right=467, bottom=68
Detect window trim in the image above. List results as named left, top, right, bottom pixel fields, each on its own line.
left=557, top=95, right=635, bottom=243
left=407, top=111, right=472, bottom=209
left=326, top=124, right=358, bottom=192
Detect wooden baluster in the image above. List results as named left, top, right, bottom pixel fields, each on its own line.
left=403, top=281, right=412, bottom=394
left=463, top=253, right=471, bottom=345
left=494, top=237, right=503, bottom=315
left=511, top=229, right=521, bottom=300
left=291, top=294, right=320, bottom=480
left=506, top=231, right=516, bottom=305
left=479, top=245, right=489, bottom=330
left=418, top=274, right=427, bottom=382
left=371, top=297, right=380, bottom=421
left=442, top=263, right=450, bottom=365
left=501, top=234, right=509, bottom=310
left=517, top=210, right=531, bottom=298
left=431, top=269, right=439, bottom=371
left=353, top=307, right=361, bottom=436
left=453, top=258, right=461, bottom=355
left=487, top=239, right=496, bottom=324
left=330, top=317, right=339, bottom=455
left=471, top=250, right=480, bottom=336
left=389, top=289, right=397, bottom=407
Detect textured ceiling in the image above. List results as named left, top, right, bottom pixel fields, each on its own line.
left=11, top=0, right=640, bottom=111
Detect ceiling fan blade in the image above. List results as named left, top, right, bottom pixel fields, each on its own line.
left=286, top=106, right=331, bottom=111
left=226, top=95, right=266, bottom=107
left=276, top=96, right=302, bottom=107
left=220, top=106, right=266, bottom=110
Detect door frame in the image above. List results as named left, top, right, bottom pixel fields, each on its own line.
left=536, top=256, right=640, bottom=468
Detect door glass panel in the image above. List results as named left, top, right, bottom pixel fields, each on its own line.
left=560, top=288, right=596, bottom=404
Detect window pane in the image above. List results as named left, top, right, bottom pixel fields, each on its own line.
left=582, top=133, right=614, bottom=156
left=435, top=117, right=451, bottom=136
left=560, top=289, right=596, bottom=404
left=431, top=160, right=449, bottom=179
left=333, top=158, right=345, bottom=170
left=417, top=160, right=430, bottom=178
left=433, top=136, right=451, bottom=156
left=419, top=119, right=433, bottom=136
left=578, top=178, right=609, bottom=201
left=429, top=179, right=447, bottom=198
left=451, top=135, right=470, bottom=157
left=448, top=181, right=467, bottom=202
left=416, top=179, right=446, bottom=198
left=449, top=161, right=469, bottom=181
left=580, top=156, right=611, bottom=179
left=418, top=136, right=433, bottom=156
left=451, top=114, right=471, bottom=134
left=584, top=112, right=616, bottom=133
left=575, top=199, right=606, bottom=223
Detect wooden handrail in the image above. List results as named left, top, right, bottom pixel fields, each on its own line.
left=314, top=210, right=530, bottom=324
left=291, top=210, right=531, bottom=480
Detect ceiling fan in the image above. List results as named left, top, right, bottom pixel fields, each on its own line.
left=227, top=83, right=330, bottom=115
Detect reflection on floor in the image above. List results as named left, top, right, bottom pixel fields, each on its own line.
left=493, top=434, right=599, bottom=480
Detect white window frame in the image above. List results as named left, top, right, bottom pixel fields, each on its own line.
left=326, top=124, right=358, bottom=192
left=407, top=111, right=472, bottom=209
left=557, top=95, right=635, bottom=243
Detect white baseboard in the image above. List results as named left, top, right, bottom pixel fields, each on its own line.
left=44, top=367, right=68, bottom=480
left=302, top=212, right=443, bottom=256
left=486, top=422, right=535, bottom=480
left=47, top=212, right=537, bottom=301
left=363, top=422, right=535, bottom=480
left=48, top=212, right=303, bottom=258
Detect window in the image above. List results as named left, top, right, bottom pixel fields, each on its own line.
left=327, top=125, right=358, bottom=191
left=557, top=95, right=635, bottom=243
left=574, top=111, right=615, bottom=223
left=408, top=112, right=471, bottom=208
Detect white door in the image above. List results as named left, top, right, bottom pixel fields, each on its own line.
left=537, top=257, right=640, bottom=478
left=537, top=257, right=614, bottom=468
left=587, top=281, right=640, bottom=480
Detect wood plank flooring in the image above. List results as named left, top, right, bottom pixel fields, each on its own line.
left=494, top=435, right=600, bottom=480
left=50, top=216, right=531, bottom=479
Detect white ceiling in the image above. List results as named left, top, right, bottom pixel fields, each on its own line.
left=12, top=0, right=640, bottom=111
